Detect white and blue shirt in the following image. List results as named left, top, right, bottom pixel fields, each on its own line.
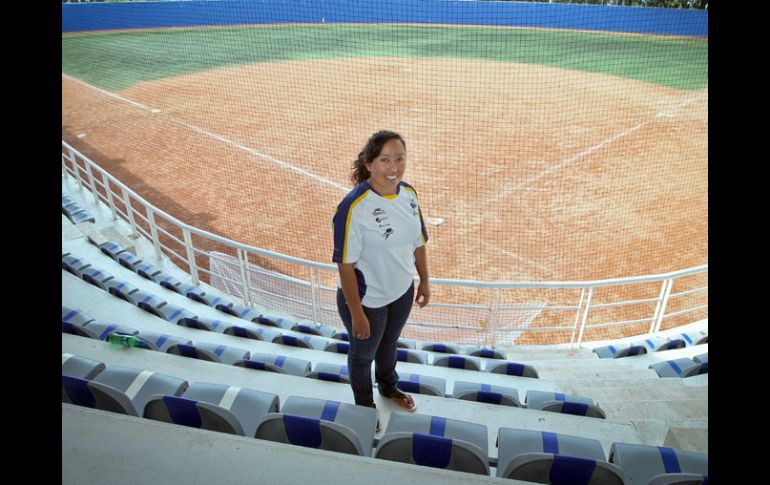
left=332, top=181, right=429, bottom=308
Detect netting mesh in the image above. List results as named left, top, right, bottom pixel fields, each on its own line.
left=62, top=1, right=707, bottom=344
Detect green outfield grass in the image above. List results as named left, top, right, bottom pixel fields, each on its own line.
left=62, top=24, right=707, bottom=91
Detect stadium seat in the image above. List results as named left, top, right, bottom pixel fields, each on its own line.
left=144, top=301, right=198, bottom=324
left=64, top=320, right=138, bottom=342
left=497, top=427, right=624, bottom=484
left=693, top=353, right=708, bottom=364
left=609, top=442, right=708, bottom=485
left=62, top=375, right=139, bottom=415
left=62, top=305, right=95, bottom=326
left=526, top=390, right=606, bottom=419
left=116, top=251, right=143, bottom=271
left=234, top=353, right=312, bottom=377
left=218, top=303, right=261, bottom=322
left=176, top=316, right=230, bottom=333
left=307, top=363, right=350, bottom=383
left=374, top=412, right=489, bottom=475
left=144, top=381, right=279, bottom=437
left=432, top=354, right=482, bottom=371
left=292, top=322, right=336, bottom=338
left=88, top=365, right=189, bottom=416
left=649, top=359, right=708, bottom=378
left=133, top=290, right=167, bottom=313
left=592, top=344, right=648, bottom=359
left=397, top=338, right=417, bottom=349
left=99, top=241, right=128, bottom=262
left=452, top=381, right=521, bottom=407
left=396, top=348, right=428, bottom=364
left=679, top=330, right=708, bottom=346
left=62, top=353, right=105, bottom=380
left=396, top=372, right=446, bottom=397
left=62, top=254, right=92, bottom=279
left=135, top=262, right=166, bottom=283
left=486, top=360, right=540, bottom=379
left=255, top=313, right=297, bottom=329
left=633, top=337, right=686, bottom=352
left=467, top=346, right=507, bottom=360
left=272, top=334, right=327, bottom=350
left=255, top=412, right=367, bottom=456
left=225, top=324, right=282, bottom=342
left=331, top=330, right=349, bottom=341
left=104, top=278, right=141, bottom=303
left=421, top=342, right=462, bottom=354
left=279, top=395, right=378, bottom=456
left=135, top=331, right=192, bottom=352
left=158, top=275, right=185, bottom=293
left=167, top=342, right=250, bottom=365
left=324, top=341, right=350, bottom=354
left=80, top=266, right=115, bottom=291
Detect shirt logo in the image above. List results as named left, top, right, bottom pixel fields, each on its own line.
left=372, top=208, right=386, bottom=216
left=383, top=228, right=394, bottom=240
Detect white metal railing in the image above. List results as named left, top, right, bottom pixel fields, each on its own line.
left=62, top=140, right=708, bottom=347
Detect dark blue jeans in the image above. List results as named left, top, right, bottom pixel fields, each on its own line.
left=336, top=284, right=415, bottom=405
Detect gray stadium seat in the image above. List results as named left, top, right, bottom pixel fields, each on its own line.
left=145, top=301, right=198, bottom=324
left=62, top=305, right=95, bottom=326
left=396, top=348, right=428, bottom=364
left=135, top=261, right=166, bottom=283
left=678, top=330, right=708, bottom=346
left=497, top=427, right=624, bottom=484
left=331, top=330, right=349, bottom=341
left=62, top=254, right=92, bottom=279
left=292, top=322, right=336, bottom=338
left=135, top=331, right=192, bottom=352
left=234, top=353, right=312, bottom=377
left=421, top=342, right=462, bottom=354
left=224, top=324, right=282, bottom=342
left=218, top=303, right=261, bottom=322
left=99, top=241, right=128, bottom=262
left=307, top=362, right=351, bottom=384
left=104, top=278, right=141, bottom=303
left=116, top=250, right=143, bottom=271
left=255, top=412, right=366, bottom=456
left=158, top=274, right=186, bottom=293
left=90, top=366, right=189, bottom=416
left=649, top=358, right=707, bottom=378
left=279, top=395, right=378, bottom=456
left=467, top=346, right=507, bottom=360
left=177, top=316, right=232, bottom=333
left=67, top=321, right=138, bottom=342
left=486, top=360, right=540, bottom=379
left=633, top=336, right=686, bottom=352
left=178, top=285, right=228, bottom=307
left=692, top=353, right=708, bottom=364
left=374, top=412, right=489, bottom=475
left=526, top=390, right=606, bottom=419
left=255, top=312, right=297, bottom=329
left=397, top=338, right=417, bottom=349
left=167, top=342, right=250, bottom=365
left=609, top=442, right=708, bottom=485
left=62, top=375, right=139, bottom=415
left=80, top=266, right=115, bottom=291
left=432, top=354, right=482, bottom=371
left=592, top=344, right=648, bottom=359
left=396, top=372, right=446, bottom=397
left=62, top=353, right=105, bottom=380
left=452, top=381, right=521, bottom=407
left=144, top=381, right=279, bottom=437
left=272, top=334, right=327, bottom=350
left=133, top=290, right=167, bottom=313
left=324, top=341, right=350, bottom=354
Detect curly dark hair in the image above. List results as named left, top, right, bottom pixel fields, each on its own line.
left=351, top=130, right=406, bottom=186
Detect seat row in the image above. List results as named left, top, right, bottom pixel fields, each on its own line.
left=649, top=354, right=708, bottom=378
left=62, top=192, right=95, bottom=225
left=592, top=331, right=708, bottom=360
left=62, top=353, right=707, bottom=483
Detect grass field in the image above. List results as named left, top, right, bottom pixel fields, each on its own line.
left=62, top=24, right=707, bottom=91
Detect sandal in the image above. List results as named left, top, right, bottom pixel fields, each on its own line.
left=384, top=388, right=417, bottom=412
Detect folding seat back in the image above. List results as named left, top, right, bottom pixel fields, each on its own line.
left=397, top=338, right=417, bottom=349
left=153, top=302, right=198, bottom=324
left=136, top=331, right=191, bottom=352
left=292, top=322, right=335, bottom=338
left=324, top=341, right=350, bottom=354
left=167, top=344, right=220, bottom=363
left=375, top=432, right=489, bottom=475
left=134, top=291, right=168, bottom=316
left=421, top=342, right=461, bottom=354
left=62, top=305, right=94, bottom=326
left=84, top=322, right=138, bottom=342
left=467, top=346, right=507, bottom=360
left=680, top=362, right=707, bottom=378
left=255, top=313, right=296, bottom=329
left=144, top=395, right=245, bottom=435
left=526, top=390, right=603, bottom=418
left=81, top=267, right=115, bottom=291
left=100, top=241, right=127, bottom=261
left=62, top=254, right=91, bottom=278
left=158, top=275, right=184, bottom=293
left=650, top=359, right=698, bottom=378
left=609, top=443, right=708, bottom=485
left=116, top=251, right=143, bottom=271
left=432, top=354, right=482, bottom=371
left=62, top=353, right=105, bottom=380
left=272, top=334, right=326, bottom=350
left=331, top=330, right=349, bottom=341
left=194, top=342, right=250, bottom=365
left=224, top=325, right=280, bottom=341
left=62, top=375, right=138, bottom=415
left=280, top=396, right=377, bottom=456
left=255, top=413, right=364, bottom=456
left=219, top=303, right=260, bottom=323
left=636, top=337, right=685, bottom=352
left=104, top=279, right=140, bottom=303
left=177, top=316, right=221, bottom=332
left=692, top=353, right=708, bottom=364
left=234, top=353, right=312, bottom=377
left=62, top=321, right=99, bottom=339
left=503, top=453, right=625, bottom=484
left=308, top=363, right=350, bottom=383
left=91, top=366, right=189, bottom=415
left=486, top=360, right=540, bottom=378
left=384, top=412, right=489, bottom=456
left=452, top=381, right=521, bottom=407
left=396, top=372, right=446, bottom=396
left=396, top=348, right=428, bottom=364
left=679, top=331, right=708, bottom=346
left=614, top=345, right=647, bottom=359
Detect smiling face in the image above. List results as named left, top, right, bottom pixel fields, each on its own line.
left=365, top=137, right=407, bottom=196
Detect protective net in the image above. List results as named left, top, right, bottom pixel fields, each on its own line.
left=62, top=0, right=707, bottom=344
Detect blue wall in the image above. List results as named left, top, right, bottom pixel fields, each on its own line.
left=62, top=0, right=708, bottom=38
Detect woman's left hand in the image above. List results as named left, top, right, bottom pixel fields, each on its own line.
left=415, top=281, right=430, bottom=308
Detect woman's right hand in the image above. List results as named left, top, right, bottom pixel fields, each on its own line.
left=351, top=313, right=371, bottom=340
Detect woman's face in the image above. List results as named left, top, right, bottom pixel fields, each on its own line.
left=366, top=138, right=406, bottom=195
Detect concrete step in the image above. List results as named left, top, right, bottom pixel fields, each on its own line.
left=602, top=399, right=708, bottom=422
left=568, top=385, right=708, bottom=404
left=664, top=425, right=708, bottom=453
left=630, top=418, right=708, bottom=449
left=538, top=368, right=660, bottom=381
left=549, top=377, right=691, bottom=389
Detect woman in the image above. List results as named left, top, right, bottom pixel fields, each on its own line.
left=332, top=130, right=430, bottom=419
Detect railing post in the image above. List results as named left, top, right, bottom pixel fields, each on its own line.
left=237, top=249, right=252, bottom=307
left=309, top=267, right=320, bottom=325
left=69, top=148, right=84, bottom=192
left=62, top=152, right=67, bottom=178
left=121, top=188, right=139, bottom=238
left=576, top=287, right=594, bottom=346
left=183, top=229, right=199, bottom=286
left=84, top=158, right=98, bottom=201
left=650, top=278, right=674, bottom=334
left=103, top=172, right=119, bottom=221
left=570, top=288, right=587, bottom=347
left=146, top=209, right=163, bottom=262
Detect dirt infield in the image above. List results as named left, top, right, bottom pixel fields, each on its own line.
left=61, top=56, right=707, bottom=342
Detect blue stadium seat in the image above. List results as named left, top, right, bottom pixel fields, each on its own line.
left=144, top=381, right=279, bottom=437
left=497, top=427, right=624, bottom=484
left=80, top=266, right=115, bottom=291
left=421, top=342, right=462, bottom=354
left=272, top=334, right=327, bottom=350
left=649, top=359, right=708, bottom=378
left=62, top=305, right=95, bottom=326
left=432, top=354, right=482, bottom=371
left=255, top=412, right=368, bottom=456
left=292, top=322, right=336, bottom=338
left=466, top=346, right=507, bottom=360
left=374, top=412, right=489, bottom=475
left=167, top=342, right=250, bottom=365
left=452, top=381, right=521, bottom=407
left=526, top=390, right=606, bottom=419
left=64, top=320, right=138, bottom=342
left=61, top=194, right=95, bottom=224
left=99, top=241, right=127, bottom=262
left=158, top=274, right=186, bottom=294
left=692, top=353, right=708, bottom=364
left=609, top=442, right=708, bottom=485
left=279, top=395, right=378, bottom=456
left=224, top=324, right=282, bottom=342
left=396, top=372, right=446, bottom=397
left=486, top=360, right=540, bottom=379
left=331, top=330, right=349, bottom=342
left=307, top=363, right=350, bottom=384
left=234, top=353, right=312, bottom=377
left=679, top=330, right=708, bottom=346
left=144, top=301, right=198, bottom=324
left=177, top=316, right=231, bottom=333
left=396, top=348, right=428, bottom=364
left=104, top=278, right=141, bottom=303
left=91, top=366, right=189, bottom=416
left=62, top=353, right=105, bottom=380
left=135, top=261, right=166, bottom=283
left=324, top=341, right=350, bottom=354
left=62, top=254, right=92, bottom=279
left=134, top=290, right=167, bottom=313
left=397, top=338, right=417, bottom=349
left=62, top=375, right=138, bottom=415
left=633, top=337, right=686, bottom=353
left=255, top=313, right=297, bottom=329
left=592, top=344, right=648, bottom=359
left=135, top=331, right=192, bottom=352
